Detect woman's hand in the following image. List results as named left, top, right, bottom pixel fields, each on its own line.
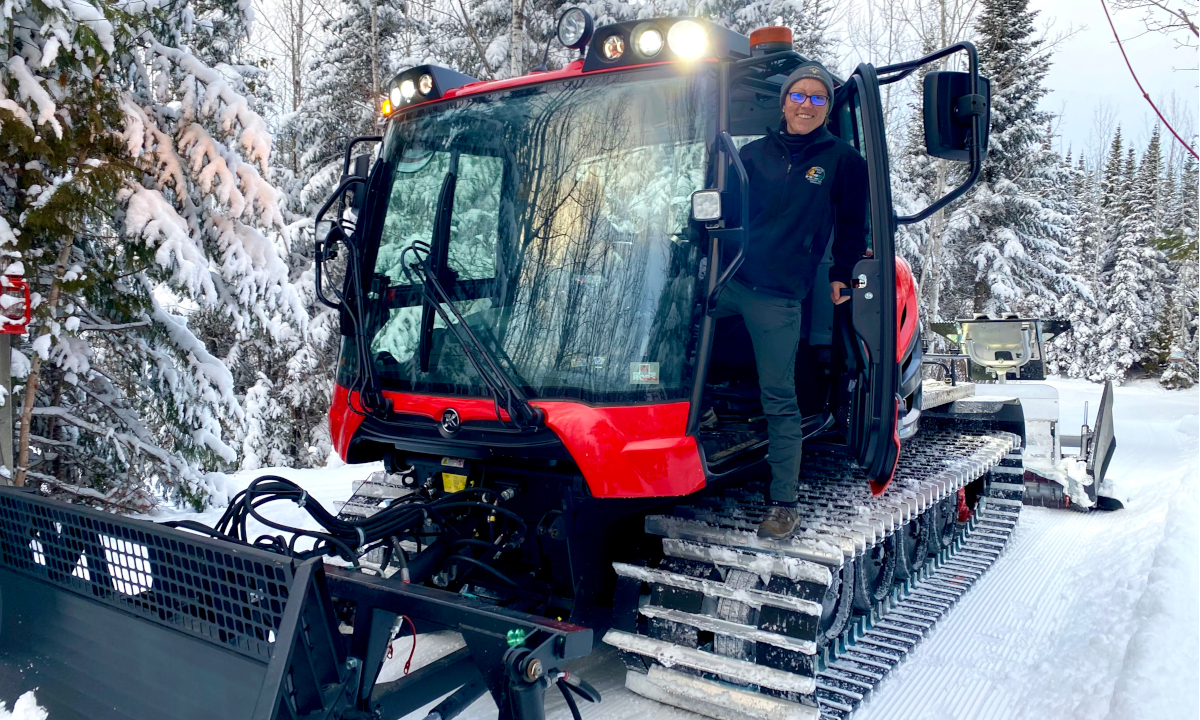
left=830, top=281, right=850, bottom=305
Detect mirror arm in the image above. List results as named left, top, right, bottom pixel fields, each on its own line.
left=877, top=41, right=978, bottom=84
left=892, top=41, right=985, bottom=226
left=342, top=135, right=383, bottom=177
left=706, top=131, right=751, bottom=314
left=314, top=175, right=367, bottom=310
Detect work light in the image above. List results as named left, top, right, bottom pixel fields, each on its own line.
left=691, top=190, right=722, bottom=222
left=633, top=24, right=664, bottom=57
left=400, top=79, right=416, bottom=101
left=667, top=20, right=707, bottom=59
left=558, top=8, right=594, bottom=50
left=418, top=73, right=434, bottom=95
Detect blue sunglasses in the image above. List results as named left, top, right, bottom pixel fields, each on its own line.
left=788, top=92, right=829, bottom=106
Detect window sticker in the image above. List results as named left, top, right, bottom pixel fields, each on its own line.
left=630, top=362, right=660, bottom=384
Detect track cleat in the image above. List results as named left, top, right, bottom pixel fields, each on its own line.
left=759, top=505, right=800, bottom=538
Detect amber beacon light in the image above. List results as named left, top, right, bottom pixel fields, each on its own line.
left=749, top=26, right=793, bottom=54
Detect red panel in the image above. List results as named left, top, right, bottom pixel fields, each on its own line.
left=330, top=384, right=366, bottom=460
left=868, top=397, right=901, bottom=496
left=329, top=384, right=706, bottom=499
left=895, top=256, right=918, bottom=362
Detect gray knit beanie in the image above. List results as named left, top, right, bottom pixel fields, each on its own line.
left=780, top=61, right=835, bottom=109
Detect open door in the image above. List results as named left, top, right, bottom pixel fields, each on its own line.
left=845, top=63, right=900, bottom=495
left=848, top=43, right=990, bottom=494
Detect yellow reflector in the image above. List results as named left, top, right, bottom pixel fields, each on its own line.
left=442, top=473, right=468, bottom=493
left=602, top=34, right=625, bottom=61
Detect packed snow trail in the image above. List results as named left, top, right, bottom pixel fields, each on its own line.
left=126, top=379, right=1198, bottom=720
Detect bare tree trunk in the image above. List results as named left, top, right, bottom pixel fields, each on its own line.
left=510, top=0, right=526, bottom=78
left=370, top=0, right=380, bottom=124
left=15, top=240, right=74, bottom=487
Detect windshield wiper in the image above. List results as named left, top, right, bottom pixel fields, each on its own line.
left=400, top=241, right=545, bottom=430
left=418, top=162, right=456, bottom=372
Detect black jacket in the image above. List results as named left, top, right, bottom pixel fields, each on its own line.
left=733, top=124, right=869, bottom=299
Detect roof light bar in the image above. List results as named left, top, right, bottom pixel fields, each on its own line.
left=383, top=65, right=479, bottom=115
left=582, top=18, right=750, bottom=72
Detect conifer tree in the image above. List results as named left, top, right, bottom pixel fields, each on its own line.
left=1156, top=153, right=1198, bottom=388
left=1095, top=128, right=1165, bottom=381
left=1, top=0, right=305, bottom=508
left=939, top=0, right=1071, bottom=318
left=1047, top=153, right=1101, bottom=378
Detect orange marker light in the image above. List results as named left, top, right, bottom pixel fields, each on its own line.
left=381, top=98, right=393, bottom=115
left=749, top=26, right=793, bottom=50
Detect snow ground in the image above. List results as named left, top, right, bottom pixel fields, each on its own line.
left=45, top=379, right=1193, bottom=720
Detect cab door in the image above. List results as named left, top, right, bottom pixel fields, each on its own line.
left=844, top=62, right=900, bottom=495
left=846, top=44, right=990, bottom=494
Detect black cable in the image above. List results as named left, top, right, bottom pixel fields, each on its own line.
left=446, top=555, right=520, bottom=587
left=197, top=475, right=524, bottom=567
left=558, top=681, right=583, bottom=720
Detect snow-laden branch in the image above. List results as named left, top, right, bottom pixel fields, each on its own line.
left=148, top=40, right=274, bottom=174
left=124, top=186, right=219, bottom=303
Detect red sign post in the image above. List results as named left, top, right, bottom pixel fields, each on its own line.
left=0, top=275, right=27, bottom=484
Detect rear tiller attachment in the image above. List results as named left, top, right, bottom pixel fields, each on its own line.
left=0, top=486, right=595, bottom=720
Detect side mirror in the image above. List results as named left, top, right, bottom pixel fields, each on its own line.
left=343, top=154, right=372, bottom=211
left=923, top=71, right=990, bottom=161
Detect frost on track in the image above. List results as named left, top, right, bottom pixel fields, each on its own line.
left=0, top=692, right=48, bottom=720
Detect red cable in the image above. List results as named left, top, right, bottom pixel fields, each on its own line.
left=1100, top=0, right=1200, bottom=160
left=385, top=615, right=419, bottom=675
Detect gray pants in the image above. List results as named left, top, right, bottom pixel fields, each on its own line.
left=712, top=279, right=804, bottom=504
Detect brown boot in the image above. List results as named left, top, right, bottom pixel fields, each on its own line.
left=757, top=505, right=799, bottom=539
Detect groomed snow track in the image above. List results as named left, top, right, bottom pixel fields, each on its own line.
left=604, top=420, right=1025, bottom=720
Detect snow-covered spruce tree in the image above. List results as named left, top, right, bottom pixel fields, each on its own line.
left=1094, top=128, right=1167, bottom=382
left=1047, top=153, right=1102, bottom=378
left=2, top=1, right=306, bottom=508
left=0, top=0, right=133, bottom=496
left=1018, top=124, right=1084, bottom=320
left=1095, top=126, right=1126, bottom=285
left=938, top=0, right=1071, bottom=318
left=1155, top=152, right=1198, bottom=388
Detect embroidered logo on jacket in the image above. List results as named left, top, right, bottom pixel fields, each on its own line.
left=806, top=166, right=826, bottom=185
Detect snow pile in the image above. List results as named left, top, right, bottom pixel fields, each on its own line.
left=0, top=692, right=47, bottom=720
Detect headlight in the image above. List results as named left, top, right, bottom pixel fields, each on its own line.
left=667, top=20, right=707, bottom=59
left=418, top=73, right=434, bottom=95
left=601, top=34, right=625, bottom=61
left=558, top=7, right=594, bottom=49
left=400, top=79, right=416, bottom=101
left=389, top=86, right=402, bottom=107
left=633, top=24, right=663, bottom=57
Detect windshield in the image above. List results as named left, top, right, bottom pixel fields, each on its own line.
left=356, top=68, right=714, bottom=403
